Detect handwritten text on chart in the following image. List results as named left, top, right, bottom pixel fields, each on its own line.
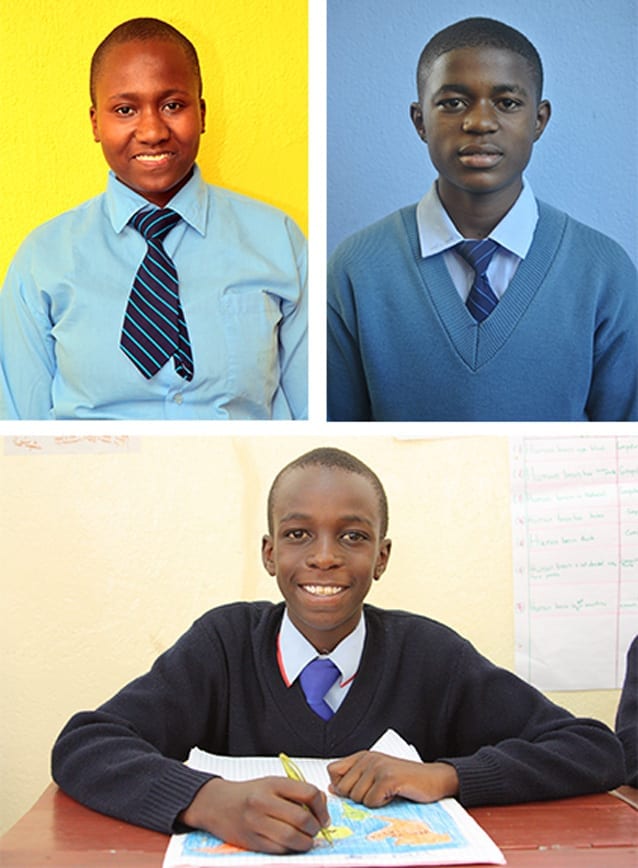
left=511, top=437, right=638, bottom=691
left=4, top=436, right=136, bottom=455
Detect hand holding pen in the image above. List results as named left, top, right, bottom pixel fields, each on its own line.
left=279, top=753, right=334, bottom=844
left=178, top=770, right=331, bottom=854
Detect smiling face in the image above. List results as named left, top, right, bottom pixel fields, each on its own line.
left=262, top=465, right=391, bottom=652
left=411, top=46, right=550, bottom=227
left=90, top=38, right=206, bottom=207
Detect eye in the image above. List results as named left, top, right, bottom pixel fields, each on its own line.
left=341, top=531, right=368, bottom=543
left=163, top=101, right=184, bottom=113
left=284, top=529, right=310, bottom=541
left=497, top=98, right=522, bottom=111
left=436, top=97, right=466, bottom=112
left=114, top=105, right=135, bottom=116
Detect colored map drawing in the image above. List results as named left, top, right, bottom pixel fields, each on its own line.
left=190, top=840, right=245, bottom=855
left=180, top=798, right=466, bottom=860
left=368, top=815, right=452, bottom=846
left=341, top=801, right=369, bottom=821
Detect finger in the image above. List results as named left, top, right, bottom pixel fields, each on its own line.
left=252, top=814, right=318, bottom=854
left=305, top=786, right=331, bottom=828
left=270, top=780, right=327, bottom=836
left=329, top=754, right=370, bottom=798
left=332, top=756, right=397, bottom=807
left=327, top=751, right=365, bottom=787
left=248, top=791, right=323, bottom=853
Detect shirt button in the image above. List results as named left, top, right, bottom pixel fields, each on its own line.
left=174, top=393, right=184, bottom=405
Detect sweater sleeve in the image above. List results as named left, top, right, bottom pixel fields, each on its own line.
left=585, top=235, right=638, bottom=421
left=616, top=636, right=638, bottom=787
left=51, top=618, right=224, bottom=834
left=435, top=640, right=625, bottom=806
left=327, top=243, right=373, bottom=422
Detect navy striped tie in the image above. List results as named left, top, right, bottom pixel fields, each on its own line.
left=121, top=208, right=194, bottom=380
left=456, top=238, right=500, bottom=322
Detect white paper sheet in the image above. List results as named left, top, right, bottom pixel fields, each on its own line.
left=511, top=436, right=638, bottom=690
left=163, top=731, right=505, bottom=867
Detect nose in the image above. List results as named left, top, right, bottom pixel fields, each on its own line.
left=306, top=535, right=343, bottom=570
left=462, top=100, right=498, bottom=133
left=135, top=107, right=170, bottom=144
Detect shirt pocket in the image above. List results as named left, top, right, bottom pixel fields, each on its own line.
left=220, top=288, right=283, bottom=402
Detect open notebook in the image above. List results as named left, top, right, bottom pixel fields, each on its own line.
left=162, top=730, right=505, bottom=867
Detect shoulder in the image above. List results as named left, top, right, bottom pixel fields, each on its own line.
left=10, top=195, right=107, bottom=262
left=205, top=184, right=305, bottom=242
left=192, top=600, right=284, bottom=640
left=329, top=206, right=418, bottom=272
left=537, top=200, right=637, bottom=274
left=363, top=604, right=470, bottom=651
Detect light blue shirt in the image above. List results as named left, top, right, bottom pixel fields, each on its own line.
left=416, top=180, right=539, bottom=301
left=0, top=166, right=307, bottom=419
left=277, top=609, right=366, bottom=714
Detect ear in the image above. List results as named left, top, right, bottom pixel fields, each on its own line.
left=261, top=535, right=276, bottom=576
left=533, top=99, right=551, bottom=142
left=373, top=538, right=392, bottom=581
left=199, top=98, right=207, bottom=134
left=410, top=102, right=427, bottom=143
left=89, top=106, right=100, bottom=143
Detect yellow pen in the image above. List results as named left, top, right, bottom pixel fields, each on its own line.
left=278, top=752, right=334, bottom=845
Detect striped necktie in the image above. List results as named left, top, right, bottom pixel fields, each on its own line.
left=120, top=208, right=194, bottom=380
left=299, top=658, right=340, bottom=720
left=456, top=238, right=500, bottom=322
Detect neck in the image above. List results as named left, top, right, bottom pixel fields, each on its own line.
left=437, top=178, right=522, bottom=239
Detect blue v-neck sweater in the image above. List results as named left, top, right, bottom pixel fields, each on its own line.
left=328, top=202, right=637, bottom=421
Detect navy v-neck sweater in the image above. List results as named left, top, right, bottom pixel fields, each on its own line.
left=52, top=602, right=624, bottom=834
left=327, top=202, right=638, bottom=421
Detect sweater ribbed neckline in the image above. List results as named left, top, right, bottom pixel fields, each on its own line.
left=401, top=202, right=567, bottom=370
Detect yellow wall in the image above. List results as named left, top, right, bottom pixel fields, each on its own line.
left=0, top=435, right=621, bottom=834
left=0, top=0, right=308, bottom=281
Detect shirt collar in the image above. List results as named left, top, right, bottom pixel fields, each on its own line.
left=277, top=608, right=366, bottom=688
left=105, top=163, right=208, bottom=236
left=416, top=177, right=538, bottom=260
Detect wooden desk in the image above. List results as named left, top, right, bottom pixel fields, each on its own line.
left=1, top=785, right=636, bottom=866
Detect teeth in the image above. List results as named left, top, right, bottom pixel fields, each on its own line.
left=303, top=585, right=344, bottom=597
left=135, top=153, right=171, bottom=161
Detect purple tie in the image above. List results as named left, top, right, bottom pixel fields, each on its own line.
left=456, top=238, right=500, bottom=322
left=299, top=658, right=340, bottom=720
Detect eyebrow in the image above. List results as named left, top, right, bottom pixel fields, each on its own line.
left=433, top=83, right=529, bottom=98
left=106, top=89, right=193, bottom=103
left=279, top=512, right=375, bottom=528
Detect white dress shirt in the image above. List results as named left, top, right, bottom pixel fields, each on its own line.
left=415, top=179, right=539, bottom=301
left=277, top=609, right=366, bottom=713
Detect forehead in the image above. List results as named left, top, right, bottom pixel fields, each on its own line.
left=271, top=466, right=381, bottom=524
left=425, top=45, right=536, bottom=95
left=94, top=38, right=198, bottom=96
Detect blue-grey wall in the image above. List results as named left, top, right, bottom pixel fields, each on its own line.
left=327, top=0, right=638, bottom=264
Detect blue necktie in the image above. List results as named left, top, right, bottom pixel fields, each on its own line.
left=456, top=238, right=500, bottom=322
left=299, top=658, right=340, bottom=720
left=121, top=208, right=194, bottom=380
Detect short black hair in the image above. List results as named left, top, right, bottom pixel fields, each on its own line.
left=417, top=17, right=544, bottom=102
left=267, top=447, right=389, bottom=537
left=90, top=17, right=202, bottom=105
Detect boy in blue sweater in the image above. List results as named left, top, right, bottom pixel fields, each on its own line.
left=327, top=17, right=637, bottom=421
left=52, top=447, right=624, bottom=854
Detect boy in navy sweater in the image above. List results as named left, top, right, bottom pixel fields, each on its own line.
left=52, top=448, right=624, bottom=853
left=327, top=17, right=637, bottom=421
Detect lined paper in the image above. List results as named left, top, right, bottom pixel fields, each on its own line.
left=511, top=436, right=638, bottom=690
